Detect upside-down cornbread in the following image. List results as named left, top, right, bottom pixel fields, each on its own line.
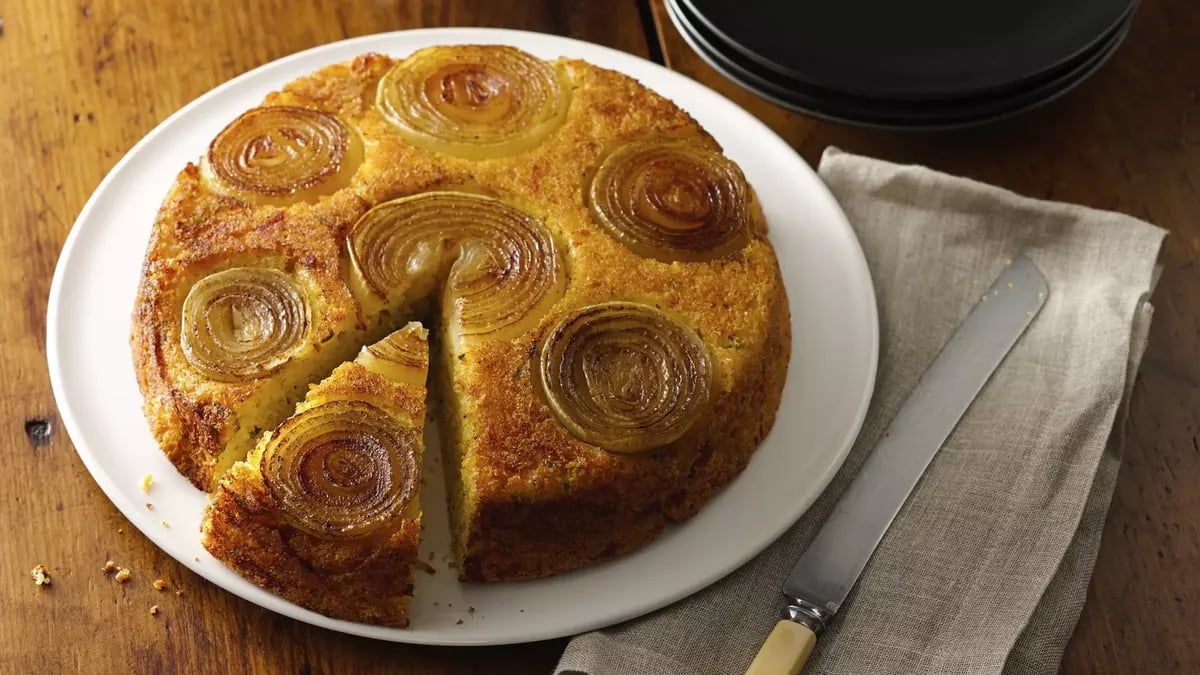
left=132, top=45, right=789, bottom=624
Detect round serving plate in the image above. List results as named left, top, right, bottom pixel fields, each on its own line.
left=668, top=0, right=1132, bottom=130
left=680, top=0, right=1134, bottom=101
left=45, top=28, right=878, bottom=646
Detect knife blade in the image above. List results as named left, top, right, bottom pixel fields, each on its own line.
left=746, top=256, right=1048, bottom=675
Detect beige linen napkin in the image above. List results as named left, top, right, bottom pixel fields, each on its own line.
left=556, top=148, right=1165, bottom=675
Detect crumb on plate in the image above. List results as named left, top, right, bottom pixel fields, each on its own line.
left=141, top=474, right=153, bottom=493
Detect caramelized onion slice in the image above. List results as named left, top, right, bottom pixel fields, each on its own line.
left=376, top=45, right=570, bottom=159
left=589, top=139, right=750, bottom=262
left=181, top=267, right=310, bottom=382
left=536, top=302, right=711, bottom=453
left=354, top=322, right=429, bottom=386
left=202, top=106, right=363, bottom=206
left=262, top=400, right=418, bottom=539
left=347, top=191, right=563, bottom=341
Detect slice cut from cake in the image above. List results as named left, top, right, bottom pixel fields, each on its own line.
left=201, top=323, right=428, bottom=627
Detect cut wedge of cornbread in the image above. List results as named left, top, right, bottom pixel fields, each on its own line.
left=200, top=324, right=428, bottom=627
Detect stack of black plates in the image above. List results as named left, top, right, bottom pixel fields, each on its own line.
left=666, top=0, right=1138, bottom=129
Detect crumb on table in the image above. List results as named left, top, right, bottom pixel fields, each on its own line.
left=153, top=579, right=168, bottom=591
left=149, top=605, right=160, bottom=616
left=31, top=565, right=51, bottom=587
left=141, top=474, right=153, bottom=493
left=103, top=560, right=116, bottom=573
left=114, top=568, right=131, bottom=583
left=175, top=589, right=184, bottom=597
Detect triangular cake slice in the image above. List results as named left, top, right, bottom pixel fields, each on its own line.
left=201, top=323, right=428, bottom=627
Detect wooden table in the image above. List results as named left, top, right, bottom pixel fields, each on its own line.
left=1, top=1, right=1196, bottom=672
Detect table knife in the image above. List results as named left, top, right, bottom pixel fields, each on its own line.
left=745, top=256, right=1049, bottom=675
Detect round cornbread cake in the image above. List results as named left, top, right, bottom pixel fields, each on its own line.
left=131, top=45, right=789, bottom=618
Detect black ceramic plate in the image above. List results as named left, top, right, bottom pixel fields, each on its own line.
left=681, top=0, right=1134, bottom=100
left=667, top=0, right=1131, bottom=129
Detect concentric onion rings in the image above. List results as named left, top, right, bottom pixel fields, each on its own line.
left=202, top=105, right=363, bottom=205
left=180, top=267, right=310, bottom=382
left=262, top=399, right=419, bottom=539
left=536, top=302, right=711, bottom=453
left=376, top=45, right=570, bottom=159
left=589, top=139, right=749, bottom=262
left=347, top=191, right=563, bottom=341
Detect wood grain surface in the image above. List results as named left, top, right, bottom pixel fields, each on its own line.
left=0, top=0, right=1196, bottom=673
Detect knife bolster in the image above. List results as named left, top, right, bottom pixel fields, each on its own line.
left=782, top=598, right=833, bottom=635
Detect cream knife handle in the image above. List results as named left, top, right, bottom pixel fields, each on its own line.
left=745, top=620, right=817, bottom=675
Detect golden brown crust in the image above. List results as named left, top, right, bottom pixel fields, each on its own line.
left=305, top=361, right=426, bottom=425
left=452, top=229, right=788, bottom=580
left=202, top=463, right=419, bottom=627
left=137, top=47, right=790, bottom=601
left=201, top=352, right=427, bottom=627
left=131, top=166, right=370, bottom=488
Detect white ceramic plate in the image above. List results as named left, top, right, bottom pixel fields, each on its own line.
left=46, top=28, right=878, bottom=646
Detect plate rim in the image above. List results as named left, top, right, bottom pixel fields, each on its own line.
left=678, top=0, right=1135, bottom=100
left=45, top=27, right=879, bottom=646
left=667, top=0, right=1132, bottom=130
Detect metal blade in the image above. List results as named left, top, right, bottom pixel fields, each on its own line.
left=783, top=256, right=1048, bottom=617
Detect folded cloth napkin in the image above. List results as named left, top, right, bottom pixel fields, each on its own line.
left=557, top=148, right=1165, bottom=675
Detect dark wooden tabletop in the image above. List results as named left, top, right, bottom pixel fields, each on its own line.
left=1, top=1, right=1196, bottom=672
